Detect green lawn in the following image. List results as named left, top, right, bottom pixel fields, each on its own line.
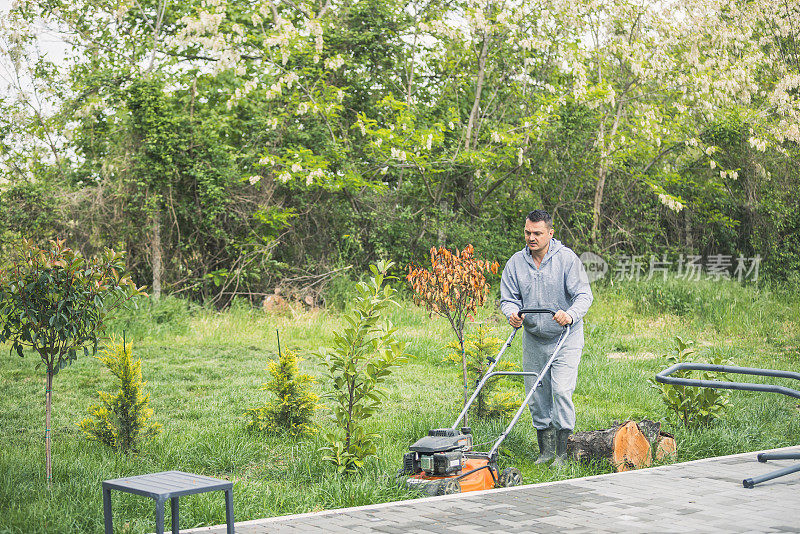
left=1, top=278, right=799, bottom=533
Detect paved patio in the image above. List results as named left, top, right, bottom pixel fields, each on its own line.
left=182, top=445, right=800, bottom=533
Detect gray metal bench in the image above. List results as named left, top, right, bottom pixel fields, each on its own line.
left=655, top=363, right=800, bottom=488
left=102, top=470, right=234, bottom=534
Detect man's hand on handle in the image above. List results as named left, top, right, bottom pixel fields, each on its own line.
left=509, top=311, right=524, bottom=328
left=553, top=310, right=573, bottom=326
left=508, top=309, right=573, bottom=328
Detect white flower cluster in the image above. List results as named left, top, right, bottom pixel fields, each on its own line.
left=308, top=19, right=323, bottom=55
left=307, top=167, right=324, bottom=185
left=264, top=17, right=297, bottom=65
left=265, top=82, right=282, bottom=101
left=281, top=72, right=299, bottom=89
left=390, top=147, right=407, bottom=161
left=658, top=193, right=684, bottom=213
left=324, top=55, right=345, bottom=70
left=775, top=120, right=800, bottom=144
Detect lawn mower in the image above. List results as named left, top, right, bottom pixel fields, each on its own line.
left=399, top=309, right=571, bottom=496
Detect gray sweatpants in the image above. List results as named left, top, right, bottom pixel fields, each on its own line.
left=522, top=327, right=584, bottom=431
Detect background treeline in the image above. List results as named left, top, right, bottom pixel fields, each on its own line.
left=1, top=0, right=798, bottom=304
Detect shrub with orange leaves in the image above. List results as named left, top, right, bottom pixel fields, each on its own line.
left=407, top=244, right=499, bottom=419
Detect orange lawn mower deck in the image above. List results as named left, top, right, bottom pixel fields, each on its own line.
left=398, top=309, right=570, bottom=496
left=403, top=454, right=521, bottom=496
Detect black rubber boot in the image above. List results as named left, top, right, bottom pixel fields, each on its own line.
left=552, top=429, right=572, bottom=467
left=534, top=428, right=555, bottom=465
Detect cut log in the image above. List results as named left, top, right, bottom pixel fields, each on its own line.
left=636, top=419, right=662, bottom=443
left=654, top=434, right=677, bottom=461
left=569, top=420, right=652, bottom=472
left=636, top=419, right=677, bottom=462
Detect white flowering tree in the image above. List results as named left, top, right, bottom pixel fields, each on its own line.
left=1, top=0, right=798, bottom=284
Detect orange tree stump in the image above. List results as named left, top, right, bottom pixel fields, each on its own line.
left=569, top=420, right=653, bottom=471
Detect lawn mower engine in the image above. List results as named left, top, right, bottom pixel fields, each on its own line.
left=403, top=427, right=473, bottom=477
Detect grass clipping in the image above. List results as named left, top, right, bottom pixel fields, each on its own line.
left=79, top=340, right=161, bottom=453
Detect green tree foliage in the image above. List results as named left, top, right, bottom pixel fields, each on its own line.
left=1, top=0, right=800, bottom=290
left=445, top=325, right=518, bottom=418
left=0, top=239, right=143, bottom=483
left=245, top=348, right=318, bottom=437
left=316, top=261, right=407, bottom=473
left=650, top=336, right=731, bottom=428
left=79, top=340, right=161, bottom=453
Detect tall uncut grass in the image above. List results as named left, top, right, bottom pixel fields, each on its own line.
left=1, top=279, right=798, bottom=533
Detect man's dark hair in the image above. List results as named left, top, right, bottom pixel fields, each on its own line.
left=526, top=209, right=552, bottom=228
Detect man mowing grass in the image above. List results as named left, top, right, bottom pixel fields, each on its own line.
left=500, top=209, right=594, bottom=466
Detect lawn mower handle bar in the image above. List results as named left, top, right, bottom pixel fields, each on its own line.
left=451, top=308, right=561, bottom=431
left=517, top=308, right=557, bottom=317
left=655, top=363, right=800, bottom=399
left=487, top=323, right=570, bottom=459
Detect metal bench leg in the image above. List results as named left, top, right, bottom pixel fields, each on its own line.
left=758, top=452, right=800, bottom=462
left=103, top=488, right=113, bottom=534
left=171, top=497, right=179, bottom=533
left=225, top=489, right=235, bottom=534
left=744, top=461, right=800, bottom=488
left=155, top=497, right=166, bottom=534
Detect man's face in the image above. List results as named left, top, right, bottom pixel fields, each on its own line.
left=524, top=220, right=554, bottom=255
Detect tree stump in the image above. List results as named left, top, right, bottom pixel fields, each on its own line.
left=569, top=420, right=652, bottom=471
left=637, top=419, right=677, bottom=462
left=654, top=433, right=677, bottom=461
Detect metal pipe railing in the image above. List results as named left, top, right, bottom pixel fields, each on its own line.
left=655, top=361, right=800, bottom=487
left=655, top=363, right=800, bottom=399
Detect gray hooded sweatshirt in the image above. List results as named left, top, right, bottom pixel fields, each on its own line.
left=500, top=239, right=593, bottom=343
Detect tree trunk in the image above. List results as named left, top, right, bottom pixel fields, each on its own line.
left=151, top=208, right=162, bottom=300
left=437, top=201, right=447, bottom=246
left=591, top=164, right=607, bottom=246
left=45, top=370, right=53, bottom=487
left=591, top=90, right=624, bottom=246
left=464, top=27, right=490, bottom=151
left=569, top=420, right=652, bottom=471
left=460, top=338, right=469, bottom=427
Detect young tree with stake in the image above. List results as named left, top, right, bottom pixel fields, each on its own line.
left=0, top=239, right=144, bottom=485
left=407, top=245, right=499, bottom=424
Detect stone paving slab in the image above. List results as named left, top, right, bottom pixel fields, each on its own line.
left=180, top=446, right=800, bottom=534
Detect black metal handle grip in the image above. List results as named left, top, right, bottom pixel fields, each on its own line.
left=514, top=308, right=569, bottom=331
left=655, top=363, right=800, bottom=399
